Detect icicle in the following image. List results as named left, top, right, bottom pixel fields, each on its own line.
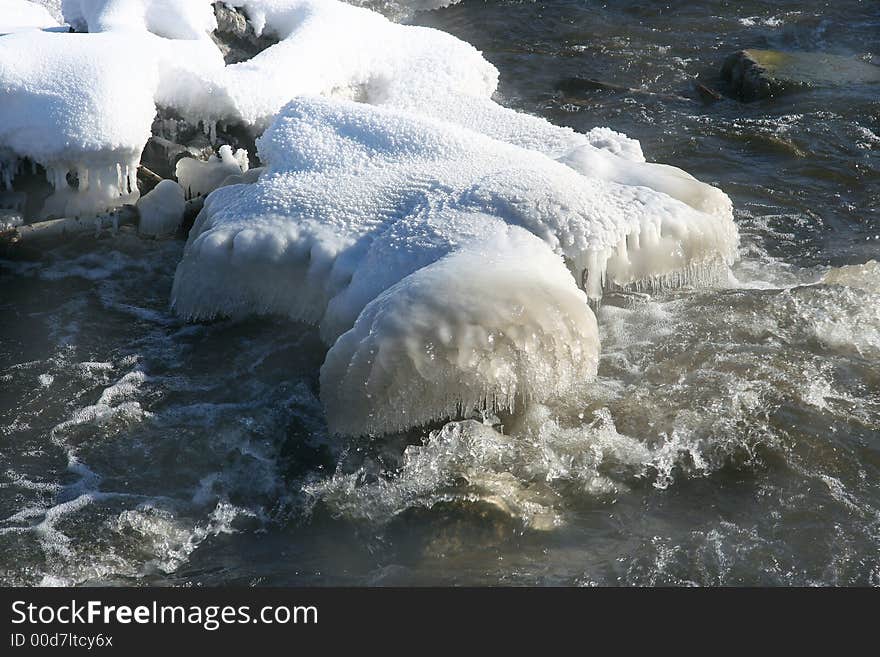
left=202, top=120, right=217, bottom=143
left=616, top=235, right=629, bottom=262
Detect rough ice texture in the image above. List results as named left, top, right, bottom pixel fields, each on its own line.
left=0, top=0, right=60, bottom=33
left=172, top=98, right=737, bottom=434
left=136, top=179, right=184, bottom=236
left=320, top=229, right=599, bottom=435
left=175, top=145, right=249, bottom=200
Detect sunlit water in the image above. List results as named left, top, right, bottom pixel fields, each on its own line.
left=1, top=0, right=878, bottom=586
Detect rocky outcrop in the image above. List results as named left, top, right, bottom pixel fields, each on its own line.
left=211, top=2, right=276, bottom=64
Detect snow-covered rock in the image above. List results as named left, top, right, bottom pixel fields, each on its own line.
left=3, top=0, right=726, bottom=219
left=136, top=178, right=184, bottom=236
left=320, top=227, right=599, bottom=435
left=0, top=30, right=157, bottom=216
left=172, top=97, right=737, bottom=434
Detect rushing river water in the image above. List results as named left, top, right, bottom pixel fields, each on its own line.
left=1, top=0, right=879, bottom=586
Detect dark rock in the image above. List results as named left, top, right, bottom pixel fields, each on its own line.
left=211, top=2, right=276, bottom=64
left=722, top=49, right=880, bottom=101
left=0, top=191, right=26, bottom=213
left=214, top=2, right=249, bottom=36
left=136, top=165, right=163, bottom=195
left=140, top=136, right=208, bottom=180
left=722, top=50, right=776, bottom=101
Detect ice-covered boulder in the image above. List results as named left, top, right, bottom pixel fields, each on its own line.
left=320, top=227, right=600, bottom=435
left=136, top=179, right=184, bottom=236
left=172, top=97, right=737, bottom=434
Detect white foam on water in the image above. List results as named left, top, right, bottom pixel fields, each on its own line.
left=306, top=397, right=755, bottom=528
left=112, top=501, right=253, bottom=575
left=821, top=259, right=880, bottom=292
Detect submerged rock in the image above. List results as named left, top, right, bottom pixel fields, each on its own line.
left=556, top=76, right=690, bottom=103
left=695, top=83, right=723, bottom=104
left=557, top=77, right=631, bottom=95
left=722, top=49, right=880, bottom=101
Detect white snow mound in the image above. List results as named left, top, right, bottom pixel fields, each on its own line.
left=61, top=0, right=217, bottom=40
left=137, top=179, right=184, bottom=236
left=0, top=0, right=60, bottom=33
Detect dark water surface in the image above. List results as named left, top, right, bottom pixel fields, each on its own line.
left=1, top=1, right=878, bottom=585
